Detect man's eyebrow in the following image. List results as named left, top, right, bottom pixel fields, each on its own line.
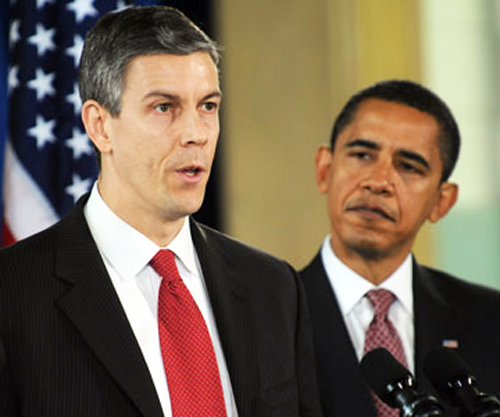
left=142, top=91, right=179, bottom=102
left=344, top=138, right=431, bottom=170
left=344, top=138, right=381, bottom=150
left=397, top=149, right=430, bottom=170
left=203, top=91, right=223, bottom=101
left=142, top=90, right=222, bottom=101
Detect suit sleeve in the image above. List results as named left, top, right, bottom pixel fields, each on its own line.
left=292, top=266, right=324, bottom=417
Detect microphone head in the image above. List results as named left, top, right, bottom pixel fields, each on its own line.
left=423, top=347, right=472, bottom=394
left=360, top=348, right=413, bottom=402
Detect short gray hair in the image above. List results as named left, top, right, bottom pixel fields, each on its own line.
left=79, top=6, right=220, bottom=116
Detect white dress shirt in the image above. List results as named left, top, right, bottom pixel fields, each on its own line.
left=320, top=236, right=415, bottom=373
left=84, top=183, right=238, bottom=416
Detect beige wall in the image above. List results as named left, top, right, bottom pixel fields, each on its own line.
left=218, top=0, right=433, bottom=269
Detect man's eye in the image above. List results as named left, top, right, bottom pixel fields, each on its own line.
left=155, top=103, right=172, bottom=113
left=202, top=102, right=218, bottom=111
left=349, top=151, right=371, bottom=160
left=400, top=161, right=423, bottom=174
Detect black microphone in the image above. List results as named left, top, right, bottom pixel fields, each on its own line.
left=424, top=347, right=500, bottom=417
left=360, top=348, right=444, bottom=416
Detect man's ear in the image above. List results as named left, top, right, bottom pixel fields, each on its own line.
left=428, top=182, right=458, bottom=223
left=315, top=145, right=332, bottom=194
left=81, top=100, right=113, bottom=154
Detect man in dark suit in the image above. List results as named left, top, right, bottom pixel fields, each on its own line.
left=0, top=6, right=322, bottom=417
left=300, top=79, right=500, bottom=416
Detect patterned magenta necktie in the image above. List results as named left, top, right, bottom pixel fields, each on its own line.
left=363, top=289, right=408, bottom=417
left=151, top=249, right=227, bottom=417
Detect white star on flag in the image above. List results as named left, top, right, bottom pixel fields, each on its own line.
left=65, top=35, right=85, bottom=68
left=66, top=83, right=82, bottom=116
left=36, top=0, right=56, bottom=9
left=8, top=66, right=19, bottom=93
left=27, top=68, right=56, bottom=101
left=116, top=0, right=128, bottom=11
left=67, top=0, right=98, bottom=23
left=9, top=20, right=20, bottom=49
left=66, top=128, right=93, bottom=159
left=28, top=23, right=56, bottom=57
left=28, top=115, right=56, bottom=149
left=65, top=174, right=93, bottom=203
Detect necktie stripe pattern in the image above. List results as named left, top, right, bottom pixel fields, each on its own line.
left=363, top=288, right=408, bottom=417
left=151, top=249, right=227, bottom=417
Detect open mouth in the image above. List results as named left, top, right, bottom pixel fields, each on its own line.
left=180, top=166, right=203, bottom=177
left=177, top=165, right=205, bottom=178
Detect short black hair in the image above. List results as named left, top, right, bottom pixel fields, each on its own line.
left=329, top=79, right=460, bottom=182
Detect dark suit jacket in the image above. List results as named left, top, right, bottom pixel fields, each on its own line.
left=0, top=197, right=322, bottom=417
left=300, top=251, right=500, bottom=417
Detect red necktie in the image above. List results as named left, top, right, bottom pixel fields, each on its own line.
left=151, top=249, right=227, bottom=417
left=363, top=289, right=408, bottom=417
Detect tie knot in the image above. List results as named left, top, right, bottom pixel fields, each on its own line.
left=150, top=249, right=180, bottom=283
left=366, top=288, right=395, bottom=320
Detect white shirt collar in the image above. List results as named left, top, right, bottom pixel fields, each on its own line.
left=83, top=182, right=198, bottom=281
left=320, top=235, right=413, bottom=317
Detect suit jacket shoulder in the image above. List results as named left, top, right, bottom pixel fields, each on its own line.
left=416, top=263, right=500, bottom=313
left=191, top=220, right=323, bottom=417
left=192, top=221, right=300, bottom=289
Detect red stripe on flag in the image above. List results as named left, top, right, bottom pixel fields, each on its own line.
left=2, top=219, right=16, bottom=246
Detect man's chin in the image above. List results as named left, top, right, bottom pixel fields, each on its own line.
left=160, top=196, right=205, bottom=222
left=179, top=199, right=205, bottom=218
left=346, top=239, right=390, bottom=261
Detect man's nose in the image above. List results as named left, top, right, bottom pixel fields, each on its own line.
left=360, top=162, right=395, bottom=195
left=179, top=110, right=208, bottom=146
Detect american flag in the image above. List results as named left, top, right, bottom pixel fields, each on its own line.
left=2, top=0, right=126, bottom=245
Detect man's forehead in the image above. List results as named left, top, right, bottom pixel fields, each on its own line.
left=342, top=100, right=440, bottom=145
left=126, top=51, right=218, bottom=72
left=123, top=52, right=220, bottom=92
left=353, top=97, right=436, bottom=123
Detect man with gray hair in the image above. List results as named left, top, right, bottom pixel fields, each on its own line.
left=0, top=6, right=322, bottom=417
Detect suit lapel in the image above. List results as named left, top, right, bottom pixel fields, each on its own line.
left=301, top=253, right=377, bottom=417
left=190, top=221, right=260, bottom=417
left=54, top=199, right=163, bottom=417
left=413, top=262, right=463, bottom=393
left=302, top=254, right=464, bottom=415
